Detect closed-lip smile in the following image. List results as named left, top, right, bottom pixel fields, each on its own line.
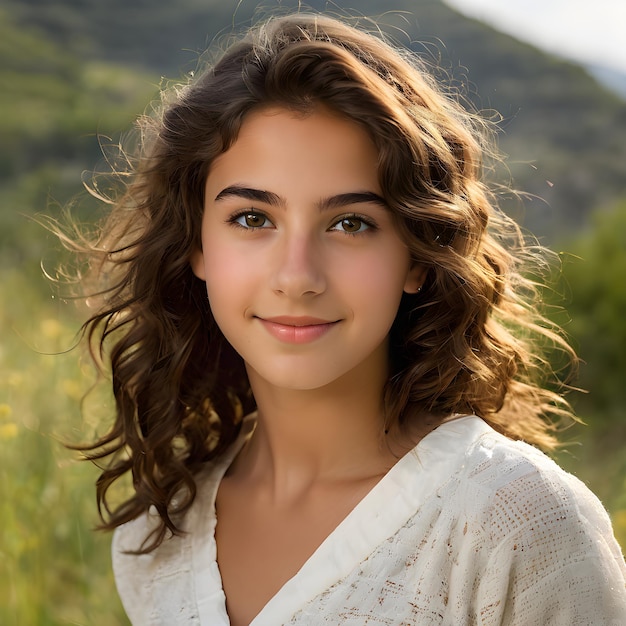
left=256, top=315, right=340, bottom=344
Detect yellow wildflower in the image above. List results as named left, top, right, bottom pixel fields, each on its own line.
left=0, top=403, right=12, bottom=421
left=40, top=318, right=64, bottom=340
left=0, top=422, right=17, bottom=440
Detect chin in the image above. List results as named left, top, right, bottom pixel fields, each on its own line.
left=247, top=362, right=348, bottom=393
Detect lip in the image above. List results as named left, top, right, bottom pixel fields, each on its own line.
left=256, top=316, right=340, bottom=344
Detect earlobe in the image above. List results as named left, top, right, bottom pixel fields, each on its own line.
left=403, top=264, right=427, bottom=294
left=190, top=247, right=207, bottom=281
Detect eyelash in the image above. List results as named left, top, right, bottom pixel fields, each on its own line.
left=226, top=210, right=378, bottom=235
left=329, top=213, right=378, bottom=236
left=227, top=210, right=271, bottom=230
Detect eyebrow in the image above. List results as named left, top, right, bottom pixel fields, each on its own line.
left=213, top=185, right=388, bottom=211
left=214, top=186, right=282, bottom=206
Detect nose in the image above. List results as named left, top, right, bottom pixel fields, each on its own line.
left=269, top=231, right=326, bottom=298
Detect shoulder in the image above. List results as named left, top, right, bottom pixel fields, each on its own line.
left=452, top=421, right=611, bottom=546
left=111, top=413, right=257, bottom=616
left=459, top=424, right=609, bottom=530
left=419, top=417, right=620, bottom=560
left=409, top=416, right=615, bottom=540
left=111, top=465, right=219, bottom=624
left=446, top=419, right=626, bottom=620
left=112, top=508, right=198, bottom=623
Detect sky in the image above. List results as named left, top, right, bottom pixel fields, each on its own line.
left=443, top=0, right=626, bottom=74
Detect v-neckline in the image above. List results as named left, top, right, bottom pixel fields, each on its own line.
left=191, top=414, right=490, bottom=625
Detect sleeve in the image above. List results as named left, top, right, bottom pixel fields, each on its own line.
left=111, top=516, right=158, bottom=625
left=111, top=509, right=205, bottom=625
left=473, top=458, right=626, bottom=625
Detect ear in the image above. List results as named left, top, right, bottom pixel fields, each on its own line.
left=190, top=247, right=207, bottom=281
left=403, top=264, right=427, bottom=294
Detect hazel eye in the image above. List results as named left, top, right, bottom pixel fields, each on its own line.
left=232, top=211, right=271, bottom=229
left=331, top=216, right=372, bottom=234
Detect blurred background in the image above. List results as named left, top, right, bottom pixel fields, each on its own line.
left=1, top=0, right=624, bottom=623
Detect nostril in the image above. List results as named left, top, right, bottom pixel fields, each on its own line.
left=271, top=253, right=326, bottom=297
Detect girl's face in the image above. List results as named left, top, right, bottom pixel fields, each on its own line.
left=191, top=106, right=424, bottom=393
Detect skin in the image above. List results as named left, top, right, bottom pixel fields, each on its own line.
left=191, top=106, right=425, bottom=626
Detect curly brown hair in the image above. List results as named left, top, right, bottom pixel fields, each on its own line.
left=59, top=13, right=576, bottom=551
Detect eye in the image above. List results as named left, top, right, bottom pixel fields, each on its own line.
left=229, top=211, right=273, bottom=229
left=330, top=215, right=375, bottom=235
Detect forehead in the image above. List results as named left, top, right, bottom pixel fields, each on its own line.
left=205, top=106, right=382, bottom=196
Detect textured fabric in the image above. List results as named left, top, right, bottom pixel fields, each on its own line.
left=112, top=416, right=626, bottom=625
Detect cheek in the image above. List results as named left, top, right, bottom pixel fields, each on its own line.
left=201, top=242, right=255, bottom=312
left=344, top=249, right=410, bottom=301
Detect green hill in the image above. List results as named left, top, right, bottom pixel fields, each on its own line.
left=0, top=8, right=158, bottom=268
left=3, top=0, right=626, bottom=243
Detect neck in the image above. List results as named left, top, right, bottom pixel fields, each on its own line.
left=232, top=358, right=406, bottom=499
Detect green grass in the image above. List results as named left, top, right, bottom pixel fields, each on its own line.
left=0, top=270, right=128, bottom=625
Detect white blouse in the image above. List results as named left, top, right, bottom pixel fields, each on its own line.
left=112, top=416, right=626, bottom=624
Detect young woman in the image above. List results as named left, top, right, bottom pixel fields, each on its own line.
left=67, top=13, right=626, bottom=625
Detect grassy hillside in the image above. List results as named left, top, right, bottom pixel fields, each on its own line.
left=5, top=0, right=626, bottom=239
left=0, top=19, right=155, bottom=620
left=0, top=9, right=158, bottom=271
